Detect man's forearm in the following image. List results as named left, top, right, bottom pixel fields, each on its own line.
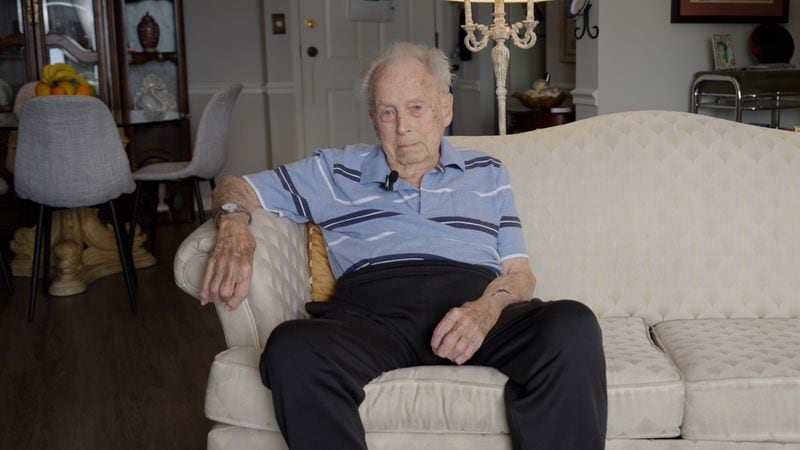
left=200, top=175, right=260, bottom=307
left=212, top=175, right=262, bottom=224
left=481, top=258, right=536, bottom=309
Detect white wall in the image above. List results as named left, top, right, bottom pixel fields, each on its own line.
left=183, top=0, right=270, bottom=194
left=262, top=0, right=302, bottom=167
left=573, top=6, right=598, bottom=120
left=574, top=0, right=800, bottom=126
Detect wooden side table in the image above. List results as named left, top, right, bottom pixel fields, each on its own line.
left=507, top=106, right=575, bottom=133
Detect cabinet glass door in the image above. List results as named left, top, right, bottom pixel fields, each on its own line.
left=40, top=0, right=102, bottom=95
left=0, top=0, right=33, bottom=111
left=123, top=0, right=181, bottom=112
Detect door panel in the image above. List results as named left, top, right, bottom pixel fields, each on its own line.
left=298, top=0, right=436, bottom=155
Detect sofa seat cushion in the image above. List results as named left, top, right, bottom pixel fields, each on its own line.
left=653, top=319, right=800, bottom=442
left=203, top=346, right=510, bottom=434
left=204, top=318, right=683, bottom=438
left=602, top=317, right=684, bottom=438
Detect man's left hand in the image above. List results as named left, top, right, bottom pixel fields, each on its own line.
left=431, top=298, right=501, bottom=365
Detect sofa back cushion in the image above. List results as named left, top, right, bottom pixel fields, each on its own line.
left=449, top=111, right=800, bottom=325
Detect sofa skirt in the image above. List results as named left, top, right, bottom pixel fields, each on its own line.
left=207, top=424, right=800, bottom=450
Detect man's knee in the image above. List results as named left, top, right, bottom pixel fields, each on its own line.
left=536, top=300, right=603, bottom=357
left=260, top=319, right=328, bottom=388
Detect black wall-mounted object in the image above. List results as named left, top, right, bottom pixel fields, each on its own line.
left=573, top=1, right=598, bottom=40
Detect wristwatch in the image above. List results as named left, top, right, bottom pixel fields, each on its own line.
left=214, top=202, right=252, bottom=227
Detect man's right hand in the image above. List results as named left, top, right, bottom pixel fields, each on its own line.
left=199, top=213, right=256, bottom=310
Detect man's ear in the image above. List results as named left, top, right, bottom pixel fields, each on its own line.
left=441, top=93, right=454, bottom=128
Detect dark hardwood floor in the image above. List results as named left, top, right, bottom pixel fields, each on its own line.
left=0, top=223, right=226, bottom=450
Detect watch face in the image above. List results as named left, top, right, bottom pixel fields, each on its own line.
left=222, top=202, right=238, bottom=213
left=567, top=0, right=588, bottom=18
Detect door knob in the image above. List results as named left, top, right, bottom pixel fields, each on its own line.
left=306, top=18, right=316, bottom=29
left=307, top=46, right=319, bottom=57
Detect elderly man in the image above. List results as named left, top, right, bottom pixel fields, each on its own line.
left=199, top=42, right=606, bottom=449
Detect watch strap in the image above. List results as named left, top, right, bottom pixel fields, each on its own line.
left=213, top=204, right=253, bottom=227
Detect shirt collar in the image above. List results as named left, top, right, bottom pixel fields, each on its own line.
left=360, top=137, right=465, bottom=185
left=438, top=137, right=466, bottom=172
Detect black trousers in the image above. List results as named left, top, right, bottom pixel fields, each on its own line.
left=260, top=260, right=607, bottom=450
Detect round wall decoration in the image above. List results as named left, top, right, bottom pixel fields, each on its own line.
left=567, top=0, right=589, bottom=18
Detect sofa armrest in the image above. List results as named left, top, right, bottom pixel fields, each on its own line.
left=174, top=209, right=311, bottom=349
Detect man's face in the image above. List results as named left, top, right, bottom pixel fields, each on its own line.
left=371, top=58, right=453, bottom=170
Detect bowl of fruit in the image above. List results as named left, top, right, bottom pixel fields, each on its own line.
left=513, top=79, right=565, bottom=110
left=35, top=63, right=95, bottom=97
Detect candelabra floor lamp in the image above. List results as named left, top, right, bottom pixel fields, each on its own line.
left=448, top=0, right=548, bottom=135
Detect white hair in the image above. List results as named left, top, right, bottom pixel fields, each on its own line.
left=357, top=42, right=453, bottom=106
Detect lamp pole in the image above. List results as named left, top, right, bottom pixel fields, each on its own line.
left=460, top=0, right=540, bottom=135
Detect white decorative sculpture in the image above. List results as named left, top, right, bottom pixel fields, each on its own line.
left=134, top=74, right=176, bottom=119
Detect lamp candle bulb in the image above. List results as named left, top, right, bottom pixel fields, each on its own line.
left=464, top=0, right=473, bottom=24
left=527, top=0, right=534, bottom=20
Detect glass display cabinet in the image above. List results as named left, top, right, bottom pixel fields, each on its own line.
left=0, top=0, right=191, bottom=223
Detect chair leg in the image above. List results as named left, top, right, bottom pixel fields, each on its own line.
left=125, top=183, right=142, bottom=288
left=150, top=183, right=159, bottom=252
left=109, top=200, right=137, bottom=313
left=0, top=245, right=13, bottom=295
left=193, top=177, right=207, bottom=224
left=129, top=181, right=143, bottom=258
left=28, top=204, right=45, bottom=321
left=42, top=205, right=52, bottom=297
left=209, top=178, right=216, bottom=191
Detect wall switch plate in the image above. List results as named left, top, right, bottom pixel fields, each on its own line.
left=272, top=13, right=286, bottom=34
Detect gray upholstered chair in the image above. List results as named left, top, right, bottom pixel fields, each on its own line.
left=6, top=81, right=38, bottom=172
left=15, top=95, right=137, bottom=321
left=129, top=83, right=242, bottom=247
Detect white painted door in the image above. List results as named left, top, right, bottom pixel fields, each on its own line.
left=297, top=0, right=437, bottom=154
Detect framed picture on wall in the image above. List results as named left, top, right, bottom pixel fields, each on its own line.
left=712, top=34, right=736, bottom=70
left=560, top=0, right=576, bottom=62
left=671, top=0, right=789, bottom=23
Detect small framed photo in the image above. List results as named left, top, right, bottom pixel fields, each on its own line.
left=712, top=34, right=736, bottom=70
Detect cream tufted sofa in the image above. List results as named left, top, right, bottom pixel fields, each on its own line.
left=174, top=110, right=800, bottom=449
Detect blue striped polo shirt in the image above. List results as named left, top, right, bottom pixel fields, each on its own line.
left=243, top=138, right=528, bottom=278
